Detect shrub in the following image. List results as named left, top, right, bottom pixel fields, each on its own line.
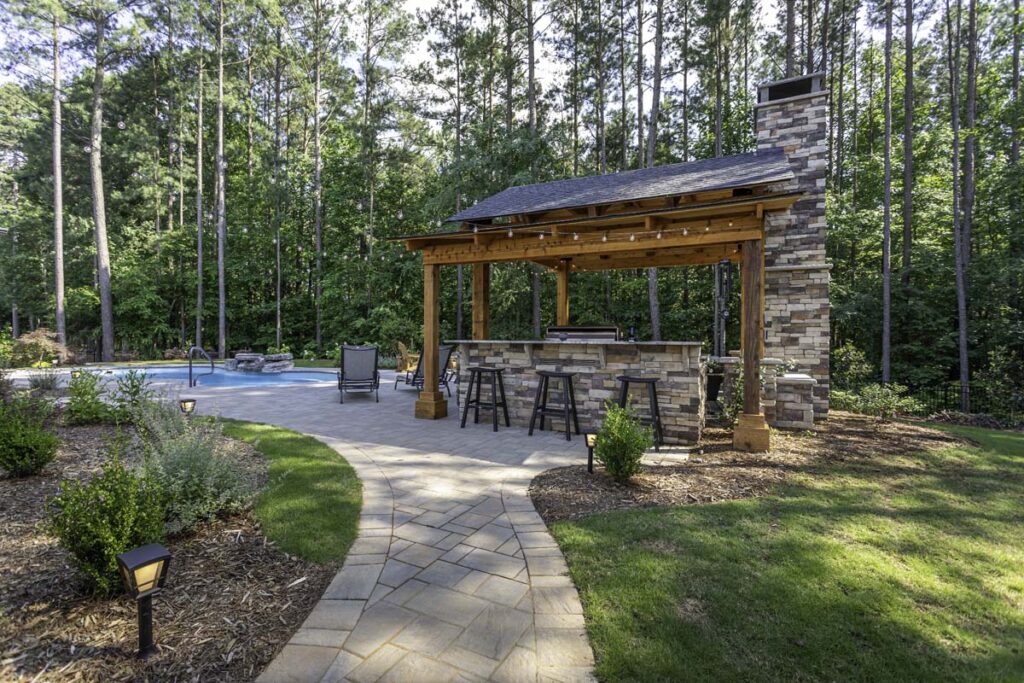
left=831, top=343, right=875, bottom=390
left=0, top=397, right=59, bottom=476
left=46, top=449, right=165, bottom=595
left=594, top=403, right=653, bottom=483
left=66, top=371, right=112, bottom=425
left=28, top=368, right=61, bottom=392
left=111, top=370, right=152, bottom=424
left=11, top=329, right=69, bottom=368
left=141, top=401, right=252, bottom=535
left=0, top=329, right=12, bottom=368
left=835, top=383, right=924, bottom=421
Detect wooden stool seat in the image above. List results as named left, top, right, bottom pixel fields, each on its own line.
left=529, top=370, right=581, bottom=442
left=615, top=375, right=664, bottom=450
left=460, top=367, right=510, bottom=432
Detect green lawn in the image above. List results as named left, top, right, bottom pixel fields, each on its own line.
left=550, top=426, right=1024, bottom=682
left=221, top=420, right=361, bottom=564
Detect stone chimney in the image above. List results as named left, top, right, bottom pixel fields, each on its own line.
left=754, top=73, right=830, bottom=417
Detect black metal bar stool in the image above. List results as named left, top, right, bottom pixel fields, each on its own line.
left=616, top=375, right=664, bottom=450
left=461, top=367, right=510, bottom=432
left=529, top=370, right=581, bottom=441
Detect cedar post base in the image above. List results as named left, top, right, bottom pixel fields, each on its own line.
left=415, top=391, right=448, bottom=419
left=733, top=413, right=771, bottom=452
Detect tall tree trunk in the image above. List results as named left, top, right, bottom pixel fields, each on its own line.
left=273, top=32, right=283, bottom=348
left=645, top=0, right=663, bottom=340
left=215, top=0, right=227, bottom=359
left=901, top=0, right=913, bottom=284
left=196, top=44, right=204, bottom=348
left=805, top=0, right=814, bottom=73
left=786, top=0, right=796, bottom=76
left=714, top=24, right=723, bottom=158
left=89, top=10, right=114, bottom=362
left=597, top=0, right=607, bottom=173
left=313, top=0, right=324, bottom=354
left=527, top=0, right=541, bottom=336
left=962, top=0, right=977, bottom=271
left=1010, top=0, right=1021, bottom=258
left=835, top=0, right=847, bottom=192
left=945, top=0, right=969, bottom=411
left=635, top=0, right=643, bottom=166
left=681, top=0, right=689, bottom=161
left=619, top=0, right=628, bottom=168
left=882, top=0, right=893, bottom=382
left=52, top=17, right=65, bottom=346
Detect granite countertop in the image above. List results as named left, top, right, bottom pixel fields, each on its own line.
left=448, top=339, right=703, bottom=347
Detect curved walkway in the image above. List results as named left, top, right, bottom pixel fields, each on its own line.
left=191, top=372, right=595, bottom=683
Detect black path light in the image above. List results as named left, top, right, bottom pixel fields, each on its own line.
left=178, top=398, right=196, bottom=416
left=585, top=433, right=597, bottom=474
left=117, top=543, right=172, bottom=658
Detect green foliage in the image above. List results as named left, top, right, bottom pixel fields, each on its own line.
left=10, top=329, right=68, bottom=368
left=45, top=448, right=165, bottom=595
left=833, top=383, right=925, bottom=421
left=111, top=369, right=152, bottom=424
left=27, top=368, right=60, bottom=391
left=831, top=343, right=875, bottom=390
left=141, top=401, right=252, bottom=535
left=66, top=372, right=112, bottom=425
left=0, top=328, right=12, bottom=368
left=594, top=403, right=653, bottom=483
left=0, top=396, right=59, bottom=476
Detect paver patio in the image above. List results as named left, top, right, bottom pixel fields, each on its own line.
left=188, top=371, right=596, bottom=682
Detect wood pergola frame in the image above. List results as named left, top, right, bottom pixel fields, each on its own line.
left=398, top=186, right=802, bottom=451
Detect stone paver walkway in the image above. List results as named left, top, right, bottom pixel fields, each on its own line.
left=189, top=372, right=595, bottom=682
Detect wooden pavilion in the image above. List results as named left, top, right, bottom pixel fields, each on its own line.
left=396, top=149, right=804, bottom=452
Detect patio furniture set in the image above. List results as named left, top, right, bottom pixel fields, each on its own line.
left=337, top=340, right=665, bottom=448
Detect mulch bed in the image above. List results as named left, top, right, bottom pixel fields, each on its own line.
left=530, top=412, right=968, bottom=523
left=0, top=422, right=337, bottom=682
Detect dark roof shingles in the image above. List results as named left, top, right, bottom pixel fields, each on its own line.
left=446, top=148, right=792, bottom=223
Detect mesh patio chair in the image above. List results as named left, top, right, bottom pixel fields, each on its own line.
left=338, top=344, right=380, bottom=404
left=394, top=344, right=455, bottom=397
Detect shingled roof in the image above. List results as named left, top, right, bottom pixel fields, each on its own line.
left=446, top=148, right=793, bottom=224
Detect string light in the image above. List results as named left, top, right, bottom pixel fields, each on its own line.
left=683, top=228, right=688, bottom=235
left=507, top=228, right=514, bottom=238
left=472, top=225, right=478, bottom=233
left=629, top=233, right=636, bottom=242
left=728, top=221, right=733, bottom=227
left=602, top=233, right=608, bottom=242
left=656, top=230, right=663, bottom=239
left=573, top=232, right=579, bottom=240
left=539, top=232, right=545, bottom=240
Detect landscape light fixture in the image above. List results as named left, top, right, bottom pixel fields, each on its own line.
left=116, top=543, right=172, bottom=658
left=585, top=433, right=598, bottom=473
left=70, top=370, right=82, bottom=379
left=178, top=398, right=196, bottom=416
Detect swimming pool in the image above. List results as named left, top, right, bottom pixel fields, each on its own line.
left=99, top=366, right=336, bottom=387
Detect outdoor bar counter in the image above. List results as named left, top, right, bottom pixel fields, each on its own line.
left=452, top=340, right=706, bottom=444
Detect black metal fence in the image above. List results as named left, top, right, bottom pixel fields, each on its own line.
left=905, top=382, right=1024, bottom=421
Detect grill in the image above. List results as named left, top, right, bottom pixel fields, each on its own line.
left=544, top=326, right=620, bottom=341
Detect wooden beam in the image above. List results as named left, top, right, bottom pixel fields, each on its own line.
left=733, top=239, right=770, bottom=451
left=415, top=263, right=447, bottom=419
left=556, top=259, right=570, bottom=325
left=472, top=263, right=490, bottom=340
left=421, top=221, right=763, bottom=266
left=564, top=244, right=742, bottom=271
left=400, top=192, right=800, bottom=250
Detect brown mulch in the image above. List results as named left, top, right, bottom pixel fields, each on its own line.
left=530, top=411, right=968, bottom=523
left=0, top=423, right=337, bottom=682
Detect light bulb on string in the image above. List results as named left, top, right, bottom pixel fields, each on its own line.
left=508, top=228, right=514, bottom=238
left=602, top=232, right=608, bottom=242
left=573, top=232, right=579, bottom=241
left=629, top=233, right=636, bottom=242
left=656, top=230, right=663, bottom=239
left=683, top=228, right=688, bottom=236
left=539, top=232, right=545, bottom=240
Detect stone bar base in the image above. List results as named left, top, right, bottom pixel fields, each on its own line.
left=720, top=357, right=817, bottom=431
left=455, top=340, right=706, bottom=444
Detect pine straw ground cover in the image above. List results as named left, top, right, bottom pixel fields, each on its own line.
left=530, top=412, right=966, bottom=522
left=0, top=422, right=346, bottom=682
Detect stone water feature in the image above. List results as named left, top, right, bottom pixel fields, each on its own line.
left=225, top=352, right=294, bottom=373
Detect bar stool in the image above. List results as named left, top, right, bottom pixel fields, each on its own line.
left=529, top=370, right=581, bottom=441
left=461, top=367, right=510, bottom=432
left=615, top=375, right=664, bottom=450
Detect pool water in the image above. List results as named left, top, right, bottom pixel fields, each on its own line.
left=103, top=366, right=336, bottom=387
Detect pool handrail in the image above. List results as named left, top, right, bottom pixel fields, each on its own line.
left=187, top=346, right=214, bottom=387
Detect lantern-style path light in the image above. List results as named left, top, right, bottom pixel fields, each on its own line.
left=179, top=398, right=196, bottom=416
left=116, top=543, right=172, bottom=658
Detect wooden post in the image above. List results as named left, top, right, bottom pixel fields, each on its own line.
left=472, top=263, right=490, bottom=340
left=733, top=239, right=770, bottom=451
left=415, top=263, right=448, bottom=419
left=556, top=259, right=570, bottom=326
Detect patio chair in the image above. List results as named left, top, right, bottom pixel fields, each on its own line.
left=338, top=344, right=380, bottom=404
left=397, top=341, right=420, bottom=373
left=394, top=344, right=455, bottom=397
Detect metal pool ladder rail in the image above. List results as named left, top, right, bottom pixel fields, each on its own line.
left=187, top=346, right=214, bottom=387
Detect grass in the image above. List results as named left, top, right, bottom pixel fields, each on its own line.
left=549, top=425, right=1024, bottom=682
left=220, top=419, right=361, bottom=564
